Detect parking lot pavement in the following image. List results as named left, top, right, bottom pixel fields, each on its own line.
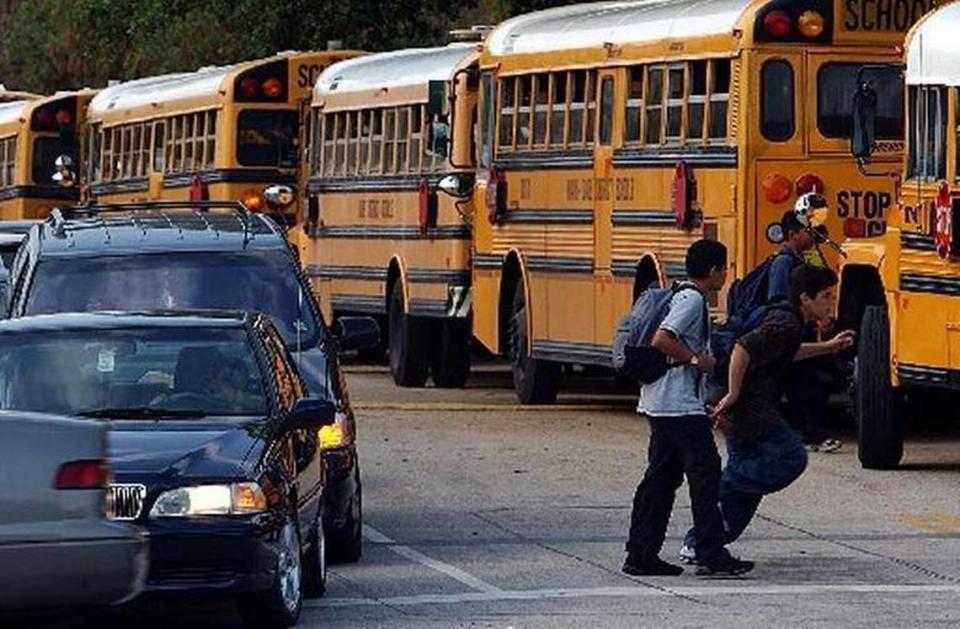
left=18, top=364, right=960, bottom=628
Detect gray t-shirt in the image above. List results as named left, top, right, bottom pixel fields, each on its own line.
left=638, top=287, right=710, bottom=417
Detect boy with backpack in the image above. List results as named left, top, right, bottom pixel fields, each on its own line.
left=622, top=239, right=754, bottom=577
left=678, top=265, right=855, bottom=563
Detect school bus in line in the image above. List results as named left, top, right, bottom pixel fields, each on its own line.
left=0, top=90, right=95, bottom=220
left=844, top=0, right=960, bottom=469
left=448, top=0, right=936, bottom=404
left=303, top=43, right=479, bottom=388
left=84, top=50, right=362, bottom=230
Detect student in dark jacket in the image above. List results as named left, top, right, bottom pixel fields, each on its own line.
left=679, top=265, right=854, bottom=563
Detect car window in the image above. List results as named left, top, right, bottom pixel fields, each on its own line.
left=258, top=319, right=305, bottom=411
left=24, top=250, right=321, bottom=346
left=0, top=327, right=267, bottom=417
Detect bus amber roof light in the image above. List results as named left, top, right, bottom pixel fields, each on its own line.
left=796, top=173, right=825, bottom=196
left=262, top=78, right=283, bottom=99
left=762, top=173, right=792, bottom=204
left=55, top=109, right=72, bottom=127
left=797, top=11, right=825, bottom=39
left=763, top=10, right=792, bottom=39
left=240, top=78, right=260, bottom=99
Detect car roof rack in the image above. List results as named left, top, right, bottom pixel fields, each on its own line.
left=48, top=201, right=256, bottom=242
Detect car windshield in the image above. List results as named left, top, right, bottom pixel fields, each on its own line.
left=25, top=250, right=320, bottom=346
left=0, top=327, right=267, bottom=417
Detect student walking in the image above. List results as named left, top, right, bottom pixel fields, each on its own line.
left=623, top=239, right=754, bottom=577
left=679, top=265, right=855, bottom=563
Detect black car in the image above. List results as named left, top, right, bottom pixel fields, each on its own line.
left=0, top=311, right=374, bottom=627
left=6, top=202, right=375, bottom=562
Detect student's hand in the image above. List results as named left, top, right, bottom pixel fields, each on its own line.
left=825, top=330, right=856, bottom=353
left=696, top=353, right=716, bottom=374
left=709, top=392, right=737, bottom=422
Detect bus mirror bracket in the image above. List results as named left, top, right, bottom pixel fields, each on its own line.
left=52, top=155, right=76, bottom=189
left=851, top=74, right=878, bottom=161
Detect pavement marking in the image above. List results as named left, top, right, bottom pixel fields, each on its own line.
left=308, top=582, right=960, bottom=609
left=362, top=524, right=503, bottom=594
left=353, top=401, right=632, bottom=412
left=898, top=512, right=960, bottom=534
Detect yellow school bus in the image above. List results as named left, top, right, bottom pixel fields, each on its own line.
left=465, top=0, right=935, bottom=404
left=85, top=50, right=362, bottom=228
left=302, top=43, right=480, bottom=388
left=843, top=0, right=960, bottom=469
left=0, top=91, right=95, bottom=220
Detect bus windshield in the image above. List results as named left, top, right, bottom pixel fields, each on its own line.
left=236, top=110, right=298, bottom=168
left=818, top=63, right=904, bottom=140
left=32, top=136, right=72, bottom=184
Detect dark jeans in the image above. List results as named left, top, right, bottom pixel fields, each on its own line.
left=626, top=415, right=726, bottom=563
left=684, top=423, right=807, bottom=550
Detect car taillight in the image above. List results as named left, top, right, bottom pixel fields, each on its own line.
left=796, top=173, right=825, bottom=197
left=762, top=173, right=792, bottom=204
left=55, top=460, right=110, bottom=490
left=764, top=10, right=792, bottom=38
left=797, top=10, right=825, bottom=38
left=241, top=188, right=265, bottom=212
left=261, top=78, right=284, bottom=100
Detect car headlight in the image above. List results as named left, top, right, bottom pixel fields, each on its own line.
left=149, top=482, right=267, bottom=518
left=319, top=424, right=346, bottom=450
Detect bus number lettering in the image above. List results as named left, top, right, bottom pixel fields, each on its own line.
left=566, top=179, right=580, bottom=201
left=298, top=64, right=326, bottom=88
left=596, top=178, right=612, bottom=201
left=843, top=0, right=938, bottom=32
left=358, top=199, right=394, bottom=219
left=615, top=177, right=635, bottom=201
left=582, top=178, right=593, bottom=201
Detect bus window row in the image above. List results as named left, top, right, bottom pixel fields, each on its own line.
left=90, top=110, right=219, bottom=182
left=0, top=137, right=16, bottom=187
left=311, top=105, right=449, bottom=179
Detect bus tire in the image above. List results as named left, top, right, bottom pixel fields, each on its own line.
left=508, top=281, right=560, bottom=404
left=856, top=305, right=903, bottom=469
left=431, top=318, right=471, bottom=388
left=389, top=281, right=428, bottom=387
left=357, top=316, right=387, bottom=362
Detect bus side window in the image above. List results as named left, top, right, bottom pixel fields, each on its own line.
left=152, top=123, right=165, bottom=173
left=550, top=72, right=568, bottom=148
left=665, top=65, right=684, bottom=143
left=480, top=72, right=495, bottom=168
left=646, top=67, right=664, bottom=145
left=709, top=60, right=731, bottom=140
left=625, top=66, right=643, bottom=143
left=761, top=59, right=794, bottom=142
left=688, top=61, right=707, bottom=142
left=908, top=85, right=946, bottom=181
left=87, top=127, right=100, bottom=183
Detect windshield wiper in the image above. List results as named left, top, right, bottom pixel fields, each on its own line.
left=75, top=407, right=208, bottom=419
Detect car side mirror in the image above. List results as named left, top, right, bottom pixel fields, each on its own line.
left=851, top=83, right=877, bottom=160
left=336, top=316, right=380, bottom=351
left=287, top=397, right=336, bottom=430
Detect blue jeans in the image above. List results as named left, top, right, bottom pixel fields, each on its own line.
left=684, top=423, right=807, bottom=549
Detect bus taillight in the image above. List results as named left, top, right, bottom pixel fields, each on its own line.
left=241, top=188, right=265, bottom=212
left=240, top=78, right=260, bottom=99
left=762, top=173, right=792, bottom=204
left=262, top=79, right=284, bottom=100
left=763, top=10, right=792, bottom=38
left=796, top=173, right=825, bottom=196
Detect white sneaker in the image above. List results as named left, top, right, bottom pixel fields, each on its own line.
left=678, top=544, right=697, bottom=565
left=809, top=438, right=842, bottom=453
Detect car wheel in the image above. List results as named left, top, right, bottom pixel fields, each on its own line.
left=329, top=474, right=363, bottom=563
left=430, top=318, right=471, bottom=388
left=389, top=281, right=428, bottom=387
left=240, top=511, right=302, bottom=628
left=855, top=305, right=903, bottom=469
left=508, top=281, right=559, bottom=404
left=303, top=508, right=327, bottom=598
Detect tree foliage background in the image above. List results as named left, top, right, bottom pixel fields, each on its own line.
left=0, top=0, right=578, bottom=93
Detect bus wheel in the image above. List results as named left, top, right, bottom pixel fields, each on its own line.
left=430, top=318, right=471, bottom=388
left=508, top=282, right=559, bottom=404
left=389, top=281, right=428, bottom=387
left=855, top=305, right=903, bottom=469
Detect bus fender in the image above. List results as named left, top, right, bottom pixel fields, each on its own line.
left=388, top=256, right=411, bottom=314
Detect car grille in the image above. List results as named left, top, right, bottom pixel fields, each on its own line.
left=108, top=483, right=146, bottom=521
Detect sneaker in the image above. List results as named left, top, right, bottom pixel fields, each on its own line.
left=695, top=554, right=754, bottom=577
left=622, top=554, right=684, bottom=577
left=678, top=544, right=697, bottom=565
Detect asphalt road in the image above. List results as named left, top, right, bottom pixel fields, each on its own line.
left=15, top=362, right=960, bottom=628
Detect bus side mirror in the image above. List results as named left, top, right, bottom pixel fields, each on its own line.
left=851, top=83, right=877, bottom=159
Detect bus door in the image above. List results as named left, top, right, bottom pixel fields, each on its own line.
left=594, top=70, right=616, bottom=346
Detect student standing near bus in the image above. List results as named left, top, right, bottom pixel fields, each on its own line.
left=623, top=240, right=753, bottom=578
left=679, top=266, right=855, bottom=562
